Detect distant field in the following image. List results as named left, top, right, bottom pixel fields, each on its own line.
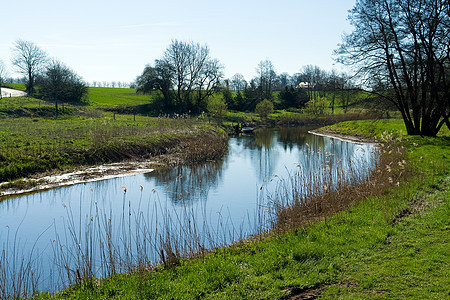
left=88, top=87, right=157, bottom=107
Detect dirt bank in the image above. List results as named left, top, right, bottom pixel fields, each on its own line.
left=0, top=161, right=156, bottom=197
left=308, top=128, right=379, bottom=144
left=0, top=129, right=228, bottom=198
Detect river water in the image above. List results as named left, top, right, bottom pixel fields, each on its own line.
left=0, top=127, right=377, bottom=293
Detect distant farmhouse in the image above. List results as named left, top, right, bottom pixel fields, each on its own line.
left=296, top=82, right=316, bottom=89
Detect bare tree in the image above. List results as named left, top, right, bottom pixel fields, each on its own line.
left=0, top=59, right=6, bottom=84
left=0, top=59, right=6, bottom=99
left=230, top=73, right=246, bottom=91
left=336, top=0, right=450, bottom=135
left=298, top=65, right=327, bottom=100
left=256, top=59, right=277, bottom=101
left=158, top=40, right=224, bottom=113
left=276, top=72, right=291, bottom=90
left=11, top=40, right=48, bottom=95
left=38, top=60, right=87, bottom=116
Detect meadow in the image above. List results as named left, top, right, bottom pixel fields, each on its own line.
left=87, top=87, right=156, bottom=107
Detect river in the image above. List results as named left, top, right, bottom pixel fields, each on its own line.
left=0, top=127, right=377, bottom=293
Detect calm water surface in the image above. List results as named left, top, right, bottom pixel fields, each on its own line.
left=0, top=127, right=376, bottom=291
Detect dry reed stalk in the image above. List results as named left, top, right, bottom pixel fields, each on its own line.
left=272, top=140, right=409, bottom=233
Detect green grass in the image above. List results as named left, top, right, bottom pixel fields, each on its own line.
left=0, top=115, right=226, bottom=183
left=2, top=86, right=157, bottom=109
left=87, top=87, right=157, bottom=107
left=33, top=119, right=449, bottom=299
left=0, top=96, right=78, bottom=118
left=325, top=183, right=449, bottom=298
left=324, top=119, right=409, bottom=139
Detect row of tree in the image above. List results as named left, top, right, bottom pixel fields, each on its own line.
left=135, top=41, right=359, bottom=114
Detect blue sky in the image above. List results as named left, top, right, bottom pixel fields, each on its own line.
left=1, top=0, right=356, bottom=84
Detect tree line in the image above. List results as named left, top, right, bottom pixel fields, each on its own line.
left=135, top=41, right=358, bottom=115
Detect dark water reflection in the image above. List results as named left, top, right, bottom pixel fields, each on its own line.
left=0, top=127, right=377, bottom=292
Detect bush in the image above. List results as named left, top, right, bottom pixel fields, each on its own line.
left=207, top=98, right=227, bottom=124
left=255, top=99, right=274, bottom=119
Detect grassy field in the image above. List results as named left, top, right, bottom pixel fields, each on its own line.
left=0, top=86, right=231, bottom=184
left=87, top=87, right=156, bottom=107
left=32, top=119, right=449, bottom=299
left=0, top=113, right=227, bottom=185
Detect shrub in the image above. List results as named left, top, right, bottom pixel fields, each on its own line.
left=207, top=98, right=227, bottom=124
left=255, top=99, right=274, bottom=119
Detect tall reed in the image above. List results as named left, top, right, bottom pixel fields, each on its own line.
left=270, top=136, right=408, bottom=233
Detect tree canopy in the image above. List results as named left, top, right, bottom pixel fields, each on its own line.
left=337, top=0, right=450, bottom=136
left=38, top=60, right=88, bottom=113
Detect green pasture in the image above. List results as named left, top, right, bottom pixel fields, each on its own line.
left=87, top=87, right=156, bottom=107
left=1, top=83, right=27, bottom=91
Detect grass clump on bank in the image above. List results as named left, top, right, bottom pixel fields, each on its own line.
left=31, top=119, right=449, bottom=299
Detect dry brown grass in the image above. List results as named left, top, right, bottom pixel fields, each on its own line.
left=272, top=139, right=409, bottom=234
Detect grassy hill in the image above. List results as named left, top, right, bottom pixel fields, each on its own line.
left=87, top=87, right=156, bottom=107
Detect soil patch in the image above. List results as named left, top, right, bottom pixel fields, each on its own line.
left=282, top=282, right=358, bottom=299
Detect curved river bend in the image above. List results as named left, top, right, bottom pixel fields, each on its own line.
left=0, top=127, right=377, bottom=292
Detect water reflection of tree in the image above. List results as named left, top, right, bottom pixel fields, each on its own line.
left=277, top=127, right=321, bottom=151
left=144, top=158, right=226, bottom=204
left=142, top=128, right=376, bottom=205
left=296, top=136, right=376, bottom=189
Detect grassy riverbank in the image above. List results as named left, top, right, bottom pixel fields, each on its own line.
left=0, top=114, right=227, bottom=186
left=32, top=119, right=449, bottom=299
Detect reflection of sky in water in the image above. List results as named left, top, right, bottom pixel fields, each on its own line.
left=0, top=127, right=377, bottom=291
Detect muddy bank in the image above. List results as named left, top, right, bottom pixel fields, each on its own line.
left=308, top=128, right=379, bottom=144
left=0, top=129, right=228, bottom=198
left=0, top=162, right=155, bottom=197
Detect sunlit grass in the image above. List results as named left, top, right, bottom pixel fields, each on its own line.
left=87, top=87, right=157, bottom=107
left=0, top=115, right=225, bottom=183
